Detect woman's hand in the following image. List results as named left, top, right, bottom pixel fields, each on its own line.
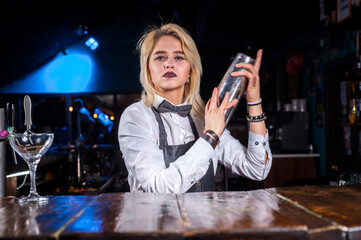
left=204, top=87, right=238, bottom=137
left=231, top=49, right=263, bottom=103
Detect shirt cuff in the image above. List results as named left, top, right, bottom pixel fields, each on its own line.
left=247, top=129, right=270, bottom=151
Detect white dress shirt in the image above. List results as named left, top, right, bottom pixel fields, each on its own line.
left=118, top=95, right=272, bottom=193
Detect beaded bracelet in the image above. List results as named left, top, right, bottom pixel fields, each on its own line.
left=246, top=112, right=267, bottom=122
left=205, top=130, right=220, bottom=144
left=247, top=98, right=262, bottom=106
left=201, top=134, right=218, bottom=149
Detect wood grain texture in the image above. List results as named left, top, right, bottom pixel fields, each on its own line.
left=178, top=190, right=308, bottom=239
left=268, top=184, right=361, bottom=239
left=1, top=185, right=360, bottom=240
left=61, top=192, right=183, bottom=239
left=0, top=195, right=95, bottom=239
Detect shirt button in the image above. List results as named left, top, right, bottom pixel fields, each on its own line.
left=255, top=141, right=259, bottom=145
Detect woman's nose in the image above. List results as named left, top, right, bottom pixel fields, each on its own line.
left=165, top=59, right=174, bottom=68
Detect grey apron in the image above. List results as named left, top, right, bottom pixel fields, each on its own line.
left=152, top=107, right=215, bottom=192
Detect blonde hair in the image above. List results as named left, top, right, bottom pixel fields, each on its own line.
left=136, top=23, right=204, bottom=118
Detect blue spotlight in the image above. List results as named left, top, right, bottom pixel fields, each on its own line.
left=85, top=37, right=99, bottom=51
left=44, top=53, right=93, bottom=93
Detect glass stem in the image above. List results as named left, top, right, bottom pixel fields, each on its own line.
left=28, top=160, right=39, bottom=197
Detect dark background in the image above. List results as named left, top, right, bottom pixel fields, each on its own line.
left=1, top=0, right=361, bottom=193
left=0, top=0, right=321, bottom=93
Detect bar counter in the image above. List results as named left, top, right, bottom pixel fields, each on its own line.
left=0, top=184, right=360, bottom=240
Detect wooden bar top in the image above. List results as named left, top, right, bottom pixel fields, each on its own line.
left=268, top=184, right=361, bottom=240
left=0, top=195, right=95, bottom=240
left=0, top=185, right=360, bottom=240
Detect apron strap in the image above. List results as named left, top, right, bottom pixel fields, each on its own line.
left=151, top=107, right=168, bottom=148
left=187, top=114, right=199, bottom=139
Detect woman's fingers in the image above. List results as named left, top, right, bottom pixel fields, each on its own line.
left=254, top=49, right=263, bottom=72
left=220, top=92, right=229, bottom=109
left=220, top=92, right=238, bottom=110
left=231, top=67, right=257, bottom=81
left=205, top=98, right=211, bottom=111
left=234, top=49, right=262, bottom=72
left=234, top=62, right=256, bottom=74
left=225, top=99, right=238, bottom=110
left=210, top=87, right=218, bottom=109
left=207, top=90, right=238, bottom=114
left=231, top=49, right=263, bottom=77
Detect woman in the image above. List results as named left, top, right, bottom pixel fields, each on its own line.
left=118, top=23, right=272, bottom=193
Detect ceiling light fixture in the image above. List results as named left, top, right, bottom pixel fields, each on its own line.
left=85, top=37, right=99, bottom=51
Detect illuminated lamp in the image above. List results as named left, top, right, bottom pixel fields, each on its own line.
left=85, top=37, right=99, bottom=51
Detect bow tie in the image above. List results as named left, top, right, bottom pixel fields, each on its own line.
left=157, top=100, right=192, bottom=117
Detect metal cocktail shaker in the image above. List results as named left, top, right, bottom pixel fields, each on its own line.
left=218, top=52, right=255, bottom=126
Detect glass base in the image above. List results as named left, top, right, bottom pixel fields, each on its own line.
left=18, top=194, right=49, bottom=203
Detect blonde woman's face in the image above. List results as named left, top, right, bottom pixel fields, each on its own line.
left=148, top=36, right=191, bottom=98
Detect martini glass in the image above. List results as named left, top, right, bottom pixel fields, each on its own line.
left=9, top=132, right=54, bottom=202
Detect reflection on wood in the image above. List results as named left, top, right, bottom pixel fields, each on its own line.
left=248, top=190, right=343, bottom=240
left=0, top=195, right=95, bottom=239
left=0, top=185, right=360, bottom=239
left=268, top=184, right=361, bottom=239
left=62, top=191, right=335, bottom=240
left=62, top=192, right=183, bottom=239
left=177, top=191, right=308, bottom=239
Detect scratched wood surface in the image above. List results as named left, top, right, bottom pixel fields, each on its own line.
left=1, top=185, right=361, bottom=240
left=0, top=195, right=95, bottom=240
left=61, top=192, right=184, bottom=240
left=268, top=184, right=361, bottom=240
left=177, top=190, right=307, bottom=240
left=249, top=189, right=343, bottom=240
left=177, top=190, right=341, bottom=240
left=61, top=190, right=339, bottom=240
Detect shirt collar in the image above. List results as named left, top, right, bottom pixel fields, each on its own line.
left=154, top=94, right=188, bottom=109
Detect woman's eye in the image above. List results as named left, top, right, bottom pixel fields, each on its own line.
left=155, top=56, right=165, bottom=60
left=175, top=56, right=184, bottom=60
